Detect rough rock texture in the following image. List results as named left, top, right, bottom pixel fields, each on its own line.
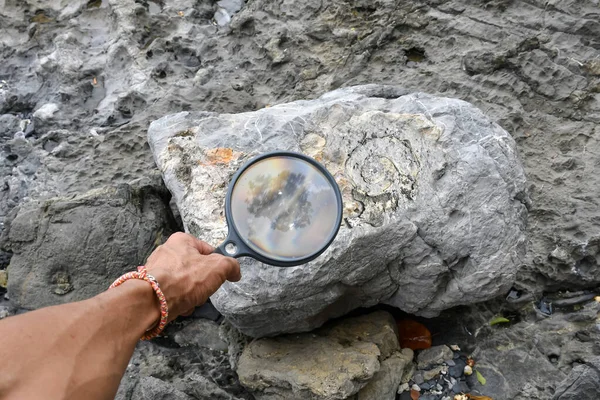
left=553, top=357, right=600, bottom=400
left=417, top=345, right=454, bottom=369
left=170, top=318, right=229, bottom=352
left=148, top=85, right=528, bottom=336
left=353, top=349, right=414, bottom=400
left=0, top=182, right=176, bottom=309
left=416, top=293, right=600, bottom=400
left=2, top=0, right=600, bottom=397
left=131, top=377, right=194, bottom=400
left=115, top=339, right=252, bottom=400
left=2, top=0, right=599, bottom=300
left=237, top=311, right=410, bottom=400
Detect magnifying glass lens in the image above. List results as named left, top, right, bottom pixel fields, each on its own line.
left=230, top=156, right=339, bottom=262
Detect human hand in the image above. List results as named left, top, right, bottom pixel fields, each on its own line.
left=145, top=232, right=241, bottom=322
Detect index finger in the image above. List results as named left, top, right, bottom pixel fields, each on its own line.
left=189, top=236, right=215, bottom=255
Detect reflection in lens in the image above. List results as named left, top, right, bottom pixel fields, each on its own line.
left=246, top=170, right=312, bottom=232
left=230, top=156, right=340, bottom=262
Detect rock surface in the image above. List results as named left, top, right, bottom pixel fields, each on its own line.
left=553, top=357, right=600, bottom=400
left=2, top=0, right=600, bottom=398
left=1, top=0, right=599, bottom=303
left=415, top=294, right=600, bottom=400
left=353, top=349, right=414, bottom=400
left=115, top=339, right=252, bottom=400
left=417, top=345, right=454, bottom=369
left=170, top=318, right=229, bottom=352
left=0, top=182, right=176, bottom=309
left=131, top=377, right=194, bottom=400
left=148, top=85, right=528, bottom=336
left=237, top=311, right=411, bottom=400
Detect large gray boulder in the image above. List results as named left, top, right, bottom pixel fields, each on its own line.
left=148, top=85, right=528, bottom=337
left=0, top=182, right=176, bottom=309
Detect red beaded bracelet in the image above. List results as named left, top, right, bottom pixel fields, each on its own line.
left=109, top=266, right=169, bottom=341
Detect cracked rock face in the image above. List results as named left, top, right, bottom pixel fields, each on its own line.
left=148, top=85, right=528, bottom=337
left=237, top=311, right=414, bottom=400
left=0, top=182, right=177, bottom=309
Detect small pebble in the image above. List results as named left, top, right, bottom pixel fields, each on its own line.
left=398, top=383, right=409, bottom=393
left=506, top=288, right=521, bottom=299
left=423, top=367, right=443, bottom=381
left=420, top=382, right=431, bottom=390
left=413, top=373, right=424, bottom=385
left=450, top=344, right=461, bottom=351
left=19, top=118, right=31, bottom=132
left=463, top=365, right=473, bottom=376
left=446, top=359, right=456, bottom=366
left=449, top=359, right=466, bottom=378
left=452, top=381, right=470, bottom=394
left=436, top=384, right=443, bottom=391
left=411, top=384, right=421, bottom=392
left=33, top=104, right=58, bottom=122
left=537, top=298, right=553, bottom=315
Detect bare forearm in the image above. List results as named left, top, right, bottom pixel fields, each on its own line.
left=0, top=280, right=158, bottom=400
left=0, top=233, right=241, bottom=399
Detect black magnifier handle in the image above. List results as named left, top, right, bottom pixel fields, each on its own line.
left=212, top=236, right=243, bottom=258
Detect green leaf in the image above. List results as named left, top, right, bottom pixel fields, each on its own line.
left=476, top=370, right=487, bottom=385
left=489, top=316, right=510, bottom=326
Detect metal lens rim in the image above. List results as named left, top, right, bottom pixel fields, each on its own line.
left=224, top=151, right=343, bottom=267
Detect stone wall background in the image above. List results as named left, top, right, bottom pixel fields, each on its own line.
left=2, top=0, right=599, bottom=295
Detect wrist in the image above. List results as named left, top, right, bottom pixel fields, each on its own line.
left=121, top=280, right=161, bottom=330
left=107, top=266, right=169, bottom=340
left=101, top=279, right=161, bottom=339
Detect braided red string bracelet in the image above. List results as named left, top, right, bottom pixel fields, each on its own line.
left=109, top=266, right=168, bottom=340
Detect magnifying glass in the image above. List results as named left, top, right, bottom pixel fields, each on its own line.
left=212, top=151, right=343, bottom=267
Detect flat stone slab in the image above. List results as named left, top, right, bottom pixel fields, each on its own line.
left=237, top=311, right=403, bottom=400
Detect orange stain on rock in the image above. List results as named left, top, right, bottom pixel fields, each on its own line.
left=199, top=148, right=240, bottom=165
